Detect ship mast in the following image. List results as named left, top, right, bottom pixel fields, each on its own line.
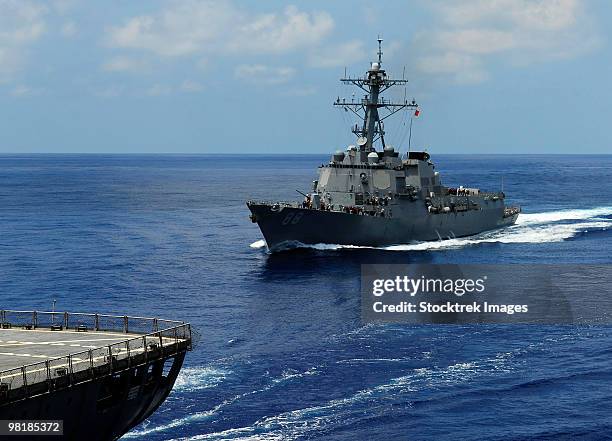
left=334, top=38, right=418, bottom=152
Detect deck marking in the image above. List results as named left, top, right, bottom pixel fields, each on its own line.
left=0, top=345, right=177, bottom=380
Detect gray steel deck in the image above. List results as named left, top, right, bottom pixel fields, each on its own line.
left=0, top=328, right=176, bottom=372
left=0, top=310, right=192, bottom=398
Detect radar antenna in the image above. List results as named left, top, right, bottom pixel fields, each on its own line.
left=333, top=38, right=418, bottom=151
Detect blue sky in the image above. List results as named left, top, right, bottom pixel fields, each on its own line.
left=0, top=0, right=610, bottom=154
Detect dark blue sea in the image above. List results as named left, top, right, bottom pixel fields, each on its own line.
left=1, top=154, right=611, bottom=440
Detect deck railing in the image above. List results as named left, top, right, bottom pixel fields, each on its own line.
left=0, top=310, right=185, bottom=334
left=0, top=310, right=192, bottom=403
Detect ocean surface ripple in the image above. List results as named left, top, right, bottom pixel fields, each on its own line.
left=1, top=154, right=611, bottom=440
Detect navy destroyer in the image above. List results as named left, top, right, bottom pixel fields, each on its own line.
left=0, top=310, right=191, bottom=440
left=248, top=39, right=520, bottom=251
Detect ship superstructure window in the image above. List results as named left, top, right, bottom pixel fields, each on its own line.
left=396, top=177, right=405, bottom=192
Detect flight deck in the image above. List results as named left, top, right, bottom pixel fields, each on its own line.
left=0, top=328, right=153, bottom=372
left=0, top=310, right=191, bottom=404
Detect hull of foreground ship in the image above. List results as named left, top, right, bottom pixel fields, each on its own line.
left=0, top=310, right=192, bottom=441
left=247, top=38, right=520, bottom=252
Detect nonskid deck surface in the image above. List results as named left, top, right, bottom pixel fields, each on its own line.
left=0, top=311, right=191, bottom=395
left=0, top=328, right=180, bottom=372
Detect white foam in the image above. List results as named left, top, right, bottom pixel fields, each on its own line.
left=272, top=367, right=318, bottom=384
left=249, top=239, right=266, bottom=249
left=173, top=427, right=285, bottom=441
left=128, top=367, right=319, bottom=439
left=516, top=206, right=612, bottom=226
left=125, top=366, right=234, bottom=437
left=384, top=220, right=610, bottom=250
left=175, top=356, right=516, bottom=441
left=173, top=366, right=231, bottom=392
left=124, top=409, right=218, bottom=438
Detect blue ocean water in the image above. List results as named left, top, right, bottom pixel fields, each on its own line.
left=1, top=154, right=611, bottom=440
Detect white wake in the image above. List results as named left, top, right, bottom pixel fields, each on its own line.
left=173, top=366, right=231, bottom=392
left=249, top=239, right=266, bottom=249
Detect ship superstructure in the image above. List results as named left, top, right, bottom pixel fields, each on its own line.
left=247, top=39, right=520, bottom=251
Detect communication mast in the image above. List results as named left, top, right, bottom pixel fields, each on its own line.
left=333, top=38, right=418, bottom=152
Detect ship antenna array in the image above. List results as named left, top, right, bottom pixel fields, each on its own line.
left=333, top=38, right=418, bottom=151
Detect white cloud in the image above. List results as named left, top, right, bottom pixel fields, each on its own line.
left=0, top=0, right=47, bottom=80
left=234, top=64, right=296, bottom=84
left=308, top=40, right=365, bottom=68
left=60, top=21, right=77, bottom=37
left=143, top=80, right=204, bottom=96
left=146, top=83, right=172, bottom=96
left=436, top=0, right=577, bottom=30
left=10, top=84, right=42, bottom=96
left=94, top=84, right=124, bottom=98
left=432, top=29, right=516, bottom=55
left=417, top=52, right=488, bottom=84
left=106, top=1, right=333, bottom=58
left=52, top=0, right=76, bottom=15
left=226, top=5, right=333, bottom=54
left=180, top=79, right=203, bottom=92
left=416, top=0, right=602, bottom=84
left=102, top=56, right=149, bottom=73
left=382, top=40, right=402, bottom=60
left=284, top=85, right=317, bottom=96
left=196, top=58, right=208, bottom=71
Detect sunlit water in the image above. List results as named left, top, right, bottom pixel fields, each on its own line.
left=1, top=154, right=611, bottom=440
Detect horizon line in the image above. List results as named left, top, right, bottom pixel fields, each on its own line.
left=0, top=152, right=611, bottom=156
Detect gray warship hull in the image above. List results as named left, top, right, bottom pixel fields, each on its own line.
left=248, top=202, right=518, bottom=251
